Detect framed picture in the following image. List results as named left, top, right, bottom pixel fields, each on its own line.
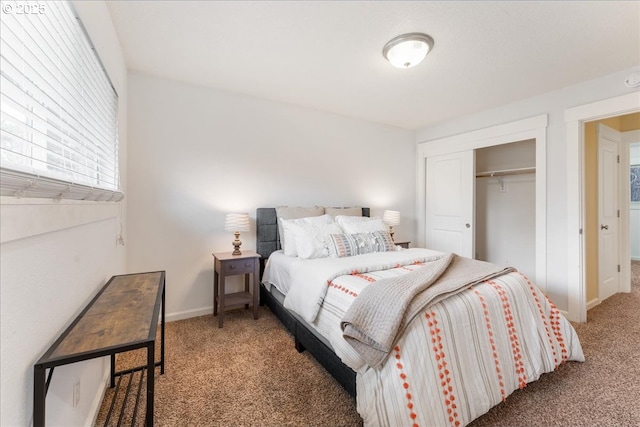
left=631, top=164, right=640, bottom=202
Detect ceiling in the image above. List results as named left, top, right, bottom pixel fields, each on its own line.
left=106, top=1, right=640, bottom=131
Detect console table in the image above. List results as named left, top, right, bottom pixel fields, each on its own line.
left=33, top=271, right=166, bottom=427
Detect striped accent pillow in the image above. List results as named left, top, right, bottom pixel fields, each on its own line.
left=328, top=231, right=395, bottom=258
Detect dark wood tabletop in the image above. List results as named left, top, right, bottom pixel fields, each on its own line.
left=40, top=272, right=164, bottom=365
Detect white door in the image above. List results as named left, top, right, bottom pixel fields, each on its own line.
left=425, top=150, right=475, bottom=258
left=598, top=124, right=620, bottom=301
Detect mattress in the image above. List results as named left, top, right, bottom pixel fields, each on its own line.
left=262, top=250, right=298, bottom=295
left=262, top=273, right=336, bottom=352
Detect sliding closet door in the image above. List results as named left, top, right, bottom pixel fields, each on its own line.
left=425, top=151, right=475, bottom=258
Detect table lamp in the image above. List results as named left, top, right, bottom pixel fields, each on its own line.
left=225, top=213, right=250, bottom=255
left=383, top=210, right=400, bottom=241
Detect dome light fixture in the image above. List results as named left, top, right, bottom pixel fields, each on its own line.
left=382, top=33, right=434, bottom=69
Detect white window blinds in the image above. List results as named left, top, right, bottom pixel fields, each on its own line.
left=0, top=0, right=123, bottom=201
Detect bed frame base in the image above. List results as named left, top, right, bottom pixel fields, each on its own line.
left=260, top=284, right=356, bottom=397
left=256, top=207, right=366, bottom=399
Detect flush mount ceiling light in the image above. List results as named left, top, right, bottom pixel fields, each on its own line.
left=383, top=33, right=434, bottom=69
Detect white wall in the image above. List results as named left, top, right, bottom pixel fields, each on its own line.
left=0, top=2, right=127, bottom=426
left=416, top=68, right=640, bottom=310
left=476, top=174, right=536, bottom=278
left=126, top=72, right=416, bottom=320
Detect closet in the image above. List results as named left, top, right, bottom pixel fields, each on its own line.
left=475, top=139, right=536, bottom=279
left=425, top=138, right=537, bottom=280
left=421, top=114, right=547, bottom=291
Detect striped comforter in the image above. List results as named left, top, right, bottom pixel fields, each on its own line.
left=289, top=250, right=584, bottom=427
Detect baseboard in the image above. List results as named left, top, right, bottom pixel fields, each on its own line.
left=166, top=305, right=213, bottom=322
left=89, top=365, right=111, bottom=427
left=586, top=298, right=600, bottom=311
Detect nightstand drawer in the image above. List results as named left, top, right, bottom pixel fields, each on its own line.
left=223, top=258, right=256, bottom=275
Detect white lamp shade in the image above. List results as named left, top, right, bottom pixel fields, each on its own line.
left=383, top=210, right=401, bottom=226
left=383, top=33, right=434, bottom=69
left=224, top=213, right=250, bottom=232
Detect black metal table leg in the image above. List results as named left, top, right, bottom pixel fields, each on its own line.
left=33, top=364, right=46, bottom=427
left=161, top=286, right=165, bottom=374
left=146, top=342, right=155, bottom=427
left=110, top=353, right=116, bottom=388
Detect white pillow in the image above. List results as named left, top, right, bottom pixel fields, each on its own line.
left=295, top=222, right=343, bottom=259
left=275, top=206, right=325, bottom=253
left=280, top=214, right=334, bottom=257
left=335, top=215, right=387, bottom=234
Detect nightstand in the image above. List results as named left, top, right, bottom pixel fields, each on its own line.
left=212, top=251, right=261, bottom=328
left=395, top=241, right=411, bottom=249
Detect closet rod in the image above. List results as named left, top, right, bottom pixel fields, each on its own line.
left=475, top=167, right=536, bottom=178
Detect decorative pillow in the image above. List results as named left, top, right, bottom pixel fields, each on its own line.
left=275, top=206, right=325, bottom=253
left=325, top=207, right=362, bottom=217
left=295, top=222, right=343, bottom=259
left=328, top=231, right=395, bottom=258
left=280, top=214, right=333, bottom=257
left=335, top=215, right=387, bottom=234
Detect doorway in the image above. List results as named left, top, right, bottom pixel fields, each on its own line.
left=565, top=92, right=640, bottom=322
left=584, top=114, right=640, bottom=314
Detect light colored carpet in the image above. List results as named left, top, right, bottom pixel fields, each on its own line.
left=95, top=261, right=640, bottom=426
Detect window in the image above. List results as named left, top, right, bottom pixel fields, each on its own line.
left=632, top=164, right=640, bottom=203
left=0, top=0, right=122, bottom=201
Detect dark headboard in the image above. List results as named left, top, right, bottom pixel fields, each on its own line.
left=255, top=207, right=370, bottom=276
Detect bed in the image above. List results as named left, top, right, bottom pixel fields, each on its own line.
left=256, top=207, right=584, bottom=427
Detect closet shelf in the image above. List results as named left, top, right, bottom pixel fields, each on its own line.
left=475, top=167, right=536, bottom=178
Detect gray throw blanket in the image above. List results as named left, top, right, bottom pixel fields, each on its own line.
left=340, top=254, right=514, bottom=368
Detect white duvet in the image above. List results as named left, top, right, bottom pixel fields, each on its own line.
left=283, top=248, right=445, bottom=322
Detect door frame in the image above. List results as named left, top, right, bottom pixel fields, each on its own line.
left=565, top=92, right=640, bottom=322
left=417, top=114, right=548, bottom=293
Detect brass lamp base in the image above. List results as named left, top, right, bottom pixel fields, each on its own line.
left=232, top=231, right=242, bottom=255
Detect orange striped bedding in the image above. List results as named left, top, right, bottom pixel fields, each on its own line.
left=298, top=255, right=584, bottom=427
